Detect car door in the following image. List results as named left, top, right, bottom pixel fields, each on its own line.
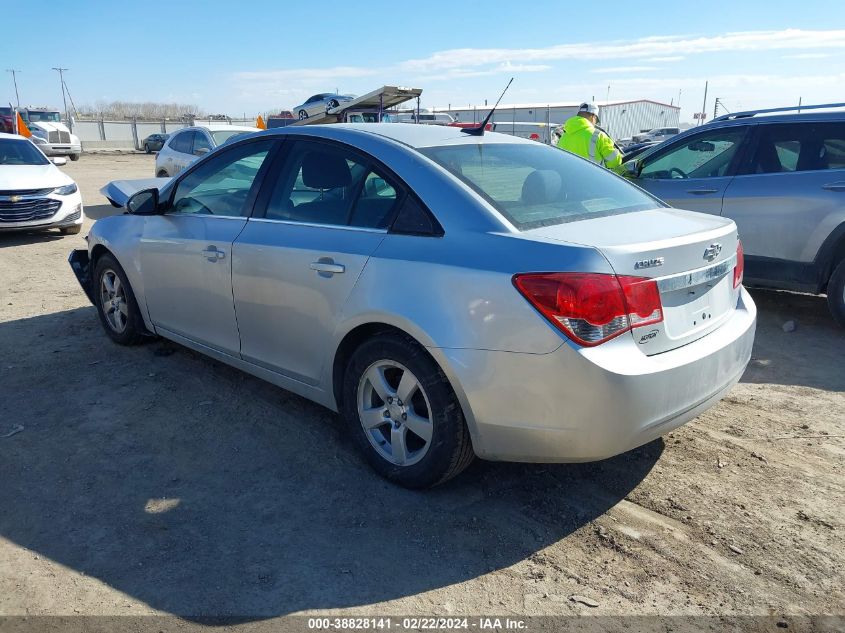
left=140, top=138, right=277, bottom=355
left=233, top=138, right=398, bottom=385
left=634, top=125, right=751, bottom=215
left=722, top=120, right=845, bottom=267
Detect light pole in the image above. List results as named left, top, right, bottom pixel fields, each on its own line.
left=52, top=67, right=69, bottom=121
left=6, top=69, right=21, bottom=108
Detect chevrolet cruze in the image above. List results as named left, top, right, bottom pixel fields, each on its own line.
left=69, top=124, right=756, bottom=488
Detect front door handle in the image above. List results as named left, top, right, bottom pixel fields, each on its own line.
left=822, top=181, right=845, bottom=192
left=310, top=259, right=345, bottom=275
left=686, top=188, right=719, bottom=195
left=201, top=246, right=226, bottom=261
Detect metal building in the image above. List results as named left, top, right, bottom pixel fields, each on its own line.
left=437, top=99, right=680, bottom=142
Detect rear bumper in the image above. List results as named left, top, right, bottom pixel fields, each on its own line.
left=441, top=287, right=757, bottom=462
left=68, top=249, right=95, bottom=305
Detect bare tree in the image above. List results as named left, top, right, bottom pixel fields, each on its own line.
left=76, top=100, right=205, bottom=120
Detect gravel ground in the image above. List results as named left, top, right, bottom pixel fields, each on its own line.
left=0, top=154, right=843, bottom=623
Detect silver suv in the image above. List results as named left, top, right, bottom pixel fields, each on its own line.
left=624, top=103, right=845, bottom=326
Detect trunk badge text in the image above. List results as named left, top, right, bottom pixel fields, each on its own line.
left=634, top=257, right=664, bottom=270
left=703, top=243, right=722, bottom=262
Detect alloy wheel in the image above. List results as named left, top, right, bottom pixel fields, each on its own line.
left=99, top=269, right=128, bottom=333
left=357, top=360, right=433, bottom=466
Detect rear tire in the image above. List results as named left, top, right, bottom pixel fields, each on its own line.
left=156, top=170, right=169, bottom=177
left=827, top=259, right=845, bottom=328
left=341, top=333, right=474, bottom=488
left=60, top=225, right=82, bottom=235
left=144, top=143, right=151, bottom=154
left=93, top=253, right=147, bottom=345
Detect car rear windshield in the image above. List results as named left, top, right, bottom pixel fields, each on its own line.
left=0, top=138, right=49, bottom=165
left=419, top=143, right=660, bottom=230
left=211, top=130, right=251, bottom=146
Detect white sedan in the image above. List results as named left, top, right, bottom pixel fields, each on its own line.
left=0, top=133, right=84, bottom=235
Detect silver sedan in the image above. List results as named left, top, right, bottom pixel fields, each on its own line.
left=69, top=124, right=756, bottom=488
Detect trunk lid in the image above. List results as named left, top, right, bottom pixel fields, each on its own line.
left=523, top=208, right=740, bottom=354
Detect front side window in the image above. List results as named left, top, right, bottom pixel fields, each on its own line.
left=264, top=141, right=399, bottom=229
left=170, top=140, right=273, bottom=216
left=192, top=132, right=212, bottom=155
left=211, top=130, right=250, bottom=146
left=640, top=127, right=747, bottom=180
left=748, top=122, right=845, bottom=174
left=0, top=138, right=50, bottom=165
left=420, top=142, right=659, bottom=230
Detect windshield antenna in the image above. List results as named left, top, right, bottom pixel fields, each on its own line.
left=461, top=77, right=513, bottom=136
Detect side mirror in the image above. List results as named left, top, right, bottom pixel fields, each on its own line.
left=623, top=159, right=643, bottom=178
left=51, top=157, right=68, bottom=166
left=126, top=188, right=160, bottom=215
left=194, top=147, right=210, bottom=156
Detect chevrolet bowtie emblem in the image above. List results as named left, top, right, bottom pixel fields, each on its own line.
left=9, top=195, right=21, bottom=203
left=703, top=243, right=722, bottom=262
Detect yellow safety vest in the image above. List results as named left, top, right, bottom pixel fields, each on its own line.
left=557, top=115, right=624, bottom=174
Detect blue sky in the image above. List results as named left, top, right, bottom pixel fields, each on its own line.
left=2, top=0, right=844, bottom=123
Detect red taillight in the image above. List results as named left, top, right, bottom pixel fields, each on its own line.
left=513, top=272, right=663, bottom=347
left=733, top=240, right=744, bottom=288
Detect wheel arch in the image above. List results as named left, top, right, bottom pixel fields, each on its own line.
left=330, top=321, right=480, bottom=446
left=815, top=222, right=845, bottom=292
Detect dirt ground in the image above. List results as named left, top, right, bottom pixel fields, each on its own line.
left=0, top=153, right=843, bottom=623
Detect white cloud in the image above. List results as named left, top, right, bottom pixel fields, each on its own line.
left=639, top=56, right=685, bottom=62
left=592, top=66, right=658, bottom=74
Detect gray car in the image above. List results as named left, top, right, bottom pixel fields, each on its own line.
left=624, top=103, right=845, bottom=325
left=69, top=124, right=756, bottom=488
left=155, top=125, right=259, bottom=177
left=293, top=94, right=356, bottom=120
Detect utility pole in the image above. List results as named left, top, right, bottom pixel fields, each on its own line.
left=699, top=81, right=708, bottom=126
left=6, top=69, right=21, bottom=108
left=52, top=67, right=69, bottom=121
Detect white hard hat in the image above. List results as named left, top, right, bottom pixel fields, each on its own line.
left=578, top=102, right=600, bottom=118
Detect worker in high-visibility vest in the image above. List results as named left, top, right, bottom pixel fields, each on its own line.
left=557, top=102, right=624, bottom=174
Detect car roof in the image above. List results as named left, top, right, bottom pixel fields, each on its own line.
left=257, top=122, right=533, bottom=149
left=180, top=124, right=259, bottom=133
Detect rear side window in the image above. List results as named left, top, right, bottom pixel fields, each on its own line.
left=749, top=122, right=845, bottom=174
left=420, top=142, right=659, bottom=230
left=264, top=140, right=399, bottom=229
left=169, top=131, right=192, bottom=154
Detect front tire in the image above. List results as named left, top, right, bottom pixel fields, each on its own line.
left=93, top=253, right=147, bottom=345
left=341, top=333, right=474, bottom=488
left=144, top=143, right=151, bottom=154
left=827, top=259, right=845, bottom=327
left=156, top=170, right=169, bottom=177
left=60, top=225, right=82, bottom=235
left=69, top=154, right=80, bottom=161
left=298, top=109, right=308, bottom=120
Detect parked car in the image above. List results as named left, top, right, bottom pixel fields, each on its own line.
left=154, top=125, right=258, bottom=176
left=623, top=103, right=845, bottom=325
left=141, top=133, right=169, bottom=154
left=0, top=132, right=84, bottom=234
left=622, top=139, right=661, bottom=162
left=632, top=127, right=681, bottom=144
left=292, top=94, right=356, bottom=120
left=69, top=124, right=755, bottom=488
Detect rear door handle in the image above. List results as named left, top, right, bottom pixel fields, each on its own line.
left=201, top=246, right=226, bottom=261
left=310, top=259, right=345, bottom=275
left=686, top=188, right=719, bottom=195
left=822, top=181, right=845, bottom=192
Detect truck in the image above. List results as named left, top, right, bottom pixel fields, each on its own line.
left=20, top=108, right=82, bottom=161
